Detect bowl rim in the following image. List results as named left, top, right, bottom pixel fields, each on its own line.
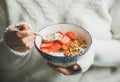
left=34, top=23, right=92, bottom=58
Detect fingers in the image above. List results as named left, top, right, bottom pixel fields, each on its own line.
left=47, top=63, right=68, bottom=74
left=72, top=64, right=80, bottom=70
left=8, top=34, right=35, bottom=52
left=70, top=64, right=81, bottom=74
left=47, top=63, right=81, bottom=75
left=56, top=67, right=71, bottom=75
left=16, top=29, right=35, bottom=38
left=21, top=24, right=29, bottom=30
left=47, top=63, right=71, bottom=75
left=20, top=34, right=35, bottom=45
left=19, top=34, right=35, bottom=51
left=5, top=30, right=35, bottom=52
left=5, top=24, right=36, bottom=52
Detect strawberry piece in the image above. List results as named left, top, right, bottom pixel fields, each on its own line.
left=56, top=31, right=64, bottom=35
left=60, top=35, right=71, bottom=45
left=51, top=42, right=61, bottom=52
left=40, top=42, right=54, bottom=48
left=65, top=31, right=75, bottom=40
left=62, top=44, right=69, bottom=51
left=42, top=40, right=55, bottom=43
left=40, top=47, right=51, bottom=53
left=55, top=31, right=64, bottom=41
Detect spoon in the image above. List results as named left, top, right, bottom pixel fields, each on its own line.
left=9, top=24, right=62, bottom=41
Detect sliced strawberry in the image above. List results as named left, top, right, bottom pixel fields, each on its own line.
left=40, top=47, right=51, bottom=53
left=62, top=44, right=69, bottom=51
left=42, top=40, right=55, bottom=43
left=40, top=42, right=54, bottom=48
left=51, top=42, right=61, bottom=52
left=60, top=35, right=71, bottom=45
left=54, top=31, right=64, bottom=41
left=65, top=31, right=75, bottom=40
left=56, top=31, right=64, bottom=35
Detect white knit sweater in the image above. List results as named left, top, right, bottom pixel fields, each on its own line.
left=0, top=0, right=120, bottom=82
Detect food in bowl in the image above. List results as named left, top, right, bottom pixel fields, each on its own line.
left=40, top=31, right=87, bottom=56
left=34, top=24, right=92, bottom=67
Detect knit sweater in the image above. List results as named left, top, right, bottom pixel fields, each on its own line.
left=0, top=0, right=120, bottom=82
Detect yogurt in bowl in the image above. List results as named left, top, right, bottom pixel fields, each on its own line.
left=34, top=23, right=92, bottom=67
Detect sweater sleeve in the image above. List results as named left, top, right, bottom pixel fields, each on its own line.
left=93, top=0, right=120, bottom=67
left=0, top=24, right=32, bottom=70
left=0, top=39, right=32, bottom=70
left=93, top=39, right=120, bottom=67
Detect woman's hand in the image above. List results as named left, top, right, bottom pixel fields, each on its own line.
left=5, top=24, right=36, bottom=52
left=47, top=62, right=81, bottom=75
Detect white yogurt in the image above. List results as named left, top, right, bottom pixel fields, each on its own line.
left=49, top=52, right=65, bottom=56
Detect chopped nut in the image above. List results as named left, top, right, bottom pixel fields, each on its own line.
left=64, top=39, right=87, bottom=56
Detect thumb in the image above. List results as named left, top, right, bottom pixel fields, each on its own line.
left=71, top=64, right=81, bottom=74
left=73, top=64, right=81, bottom=71
left=20, top=24, right=30, bottom=30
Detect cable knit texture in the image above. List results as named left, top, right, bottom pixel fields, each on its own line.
left=0, top=0, right=120, bottom=82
